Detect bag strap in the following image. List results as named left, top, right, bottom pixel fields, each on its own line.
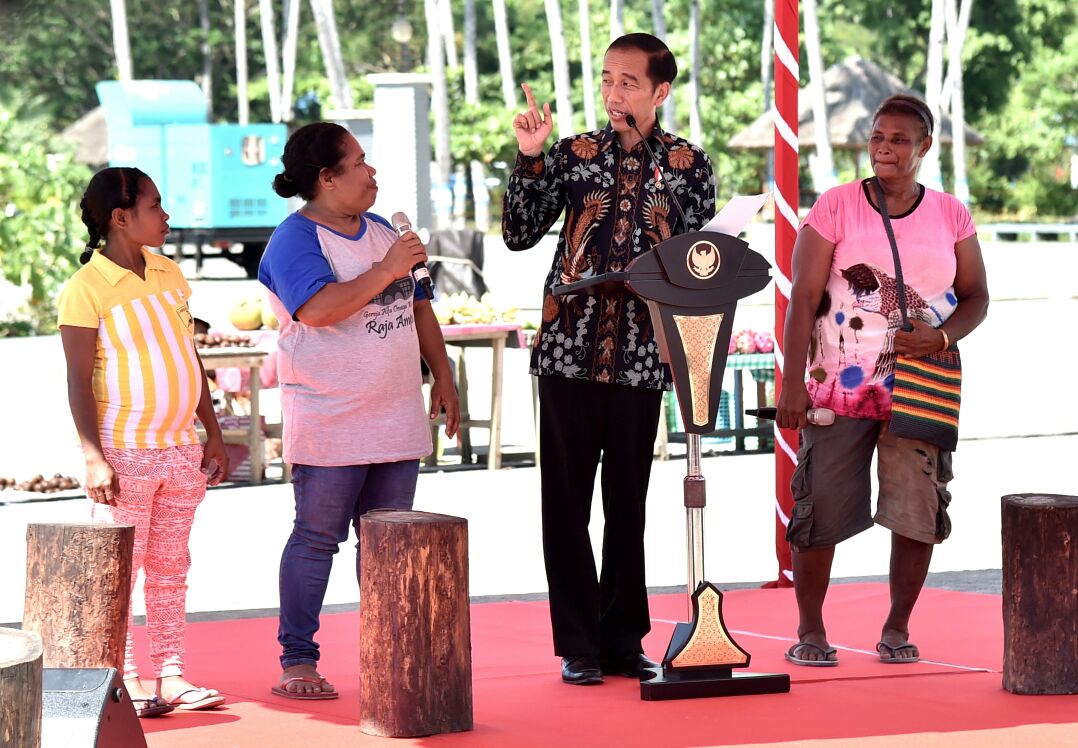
left=870, top=177, right=913, bottom=332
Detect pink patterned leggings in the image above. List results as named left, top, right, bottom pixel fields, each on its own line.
left=93, top=444, right=207, bottom=680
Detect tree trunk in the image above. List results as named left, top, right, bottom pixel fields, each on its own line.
left=491, top=0, right=517, bottom=109
left=281, top=0, right=301, bottom=120
left=761, top=0, right=775, bottom=190
left=803, top=0, right=835, bottom=193
left=545, top=0, right=575, bottom=140
left=425, top=0, right=452, bottom=229
left=0, top=628, right=43, bottom=748
left=579, top=0, right=597, bottom=131
left=463, top=0, right=489, bottom=230
left=22, top=523, right=134, bottom=671
left=359, top=510, right=471, bottom=737
left=688, top=0, right=702, bottom=145
left=309, top=0, right=353, bottom=111
left=920, top=0, right=946, bottom=191
left=610, top=0, right=624, bottom=41
left=945, top=0, right=973, bottom=204
left=1001, top=494, right=1078, bottom=695
left=652, top=0, right=675, bottom=129
left=259, top=0, right=283, bottom=122
left=197, top=0, right=213, bottom=117
left=438, top=0, right=459, bottom=68
left=108, top=0, right=133, bottom=82
left=235, top=0, right=249, bottom=125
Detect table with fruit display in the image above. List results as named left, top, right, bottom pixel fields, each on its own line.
left=429, top=292, right=527, bottom=470
left=194, top=332, right=269, bottom=485
left=212, top=292, right=527, bottom=471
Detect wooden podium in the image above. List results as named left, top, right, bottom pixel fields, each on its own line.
left=554, top=217, right=790, bottom=700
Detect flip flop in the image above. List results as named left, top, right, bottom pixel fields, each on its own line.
left=132, top=695, right=175, bottom=718
left=784, top=642, right=839, bottom=667
left=164, top=687, right=227, bottom=710
left=877, top=641, right=920, bottom=664
left=271, top=676, right=339, bottom=700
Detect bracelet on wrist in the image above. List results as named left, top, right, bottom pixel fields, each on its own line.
left=939, top=328, right=950, bottom=351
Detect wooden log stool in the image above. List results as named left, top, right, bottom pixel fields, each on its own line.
left=22, top=523, right=135, bottom=670
left=1001, top=494, right=1078, bottom=694
left=359, top=510, right=472, bottom=737
left=0, top=628, right=43, bottom=748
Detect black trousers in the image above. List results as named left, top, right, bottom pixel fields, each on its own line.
left=537, top=375, right=663, bottom=658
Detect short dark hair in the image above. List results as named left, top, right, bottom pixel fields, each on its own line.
left=272, top=122, right=352, bottom=201
left=873, top=94, right=934, bottom=141
left=606, top=33, right=678, bottom=87
left=79, top=166, right=150, bottom=264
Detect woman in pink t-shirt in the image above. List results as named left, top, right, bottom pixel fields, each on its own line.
left=775, top=95, right=989, bottom=667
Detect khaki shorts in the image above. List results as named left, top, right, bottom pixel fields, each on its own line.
left=785, top=416, right=954, bottom=549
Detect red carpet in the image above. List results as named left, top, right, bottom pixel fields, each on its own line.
left=137, top=584, right=1078, bottom=747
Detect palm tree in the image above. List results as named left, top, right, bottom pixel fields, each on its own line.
left=945, top=0, right=974, bottom=204
left=439, top=0, right=459, bottom=68
left=309, top=0, right=353, bottom=110
left=760, top=0, right=774, bottom=189
left=610, top=0, right=624, bottom=41
left=281, top=0, right=301, bottom=121
left=579, top=0, right=598, bottom=131
left=235, top=0, right=249, bottom=125
left=545, top=0, right=575, bottom=140
left=803, top=0, right=835, bottom=192
left=920, top=0, right=946, bottom=191
left=687, top=0, right=702, bottom=144
left=425, top=0, right=452, bottom=228
left=651, top=0, right=675, bottom=129
left=492, top=0, right=517, bottom=109
left=464, top=0, right=490, bottom=229
left=108, top=0, right=133, bottom=81
left=197, top=0, right=213, bottom=115
left=258, top=0, right=283, bottom=123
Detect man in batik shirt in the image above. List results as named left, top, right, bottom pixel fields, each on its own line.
left=502, top=32, right=716, bottom=686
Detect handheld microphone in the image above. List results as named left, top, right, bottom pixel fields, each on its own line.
left=390, top=211, right=434, bottom=301
left=746, top=406, right=836, bottom=427
left=624, top=114, right=691, bottom=230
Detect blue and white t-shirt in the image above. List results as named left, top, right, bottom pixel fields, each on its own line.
left=259, top=211, right=431, bottom=465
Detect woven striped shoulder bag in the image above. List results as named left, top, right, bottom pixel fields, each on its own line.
left=871, top=177, right=961, bottom=452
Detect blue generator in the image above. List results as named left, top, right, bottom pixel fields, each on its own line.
left=96, top=80, right=288, bottom=275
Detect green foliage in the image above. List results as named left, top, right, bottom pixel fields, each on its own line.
left=3, top=0, right=1077, bottom=226
left=0, top=96, right=91, bottom=335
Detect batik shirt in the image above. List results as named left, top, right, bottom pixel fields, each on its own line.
left=503, top=124, right=716, bottom=390
left=800, top=179, right=976, bottom=419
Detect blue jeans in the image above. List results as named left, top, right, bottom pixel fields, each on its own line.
left=278, top=460, right=419, bottom=668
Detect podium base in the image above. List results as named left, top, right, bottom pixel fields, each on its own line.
left=639, top=666, right=790, bottom=701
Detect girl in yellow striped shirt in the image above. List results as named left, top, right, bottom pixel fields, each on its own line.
left=58, top=167, right=230, bottom=717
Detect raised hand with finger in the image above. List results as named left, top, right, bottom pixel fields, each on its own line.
left=513, top=83, right=554, bottom=157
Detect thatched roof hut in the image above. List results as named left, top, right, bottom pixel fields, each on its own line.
left=60, top=106, right=108, bottom=167
left=728, top=56, right=984, bottom=150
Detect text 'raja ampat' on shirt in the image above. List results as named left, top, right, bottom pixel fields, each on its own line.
left=258, top=211, right=431, bottom=466
left=800, top=179, right=975, bottom=420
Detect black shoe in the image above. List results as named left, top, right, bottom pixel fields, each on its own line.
left=600, top=652, right=659, bottom=678
left=561, top=655, right=603, bottom=685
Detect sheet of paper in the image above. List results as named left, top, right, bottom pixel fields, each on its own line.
left=700, top=192, right=771, bottom=237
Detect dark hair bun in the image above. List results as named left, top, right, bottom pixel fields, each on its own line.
left=273, top=172, right=299, bottom=199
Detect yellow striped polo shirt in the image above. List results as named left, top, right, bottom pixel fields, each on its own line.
left=57, top=248, right=202, bottom=449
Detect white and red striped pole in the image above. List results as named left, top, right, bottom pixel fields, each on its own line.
left=769, top=0, right=800, bottom=588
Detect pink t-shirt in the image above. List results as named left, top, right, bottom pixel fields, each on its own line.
left=800, top=180, right=976, bottom=420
